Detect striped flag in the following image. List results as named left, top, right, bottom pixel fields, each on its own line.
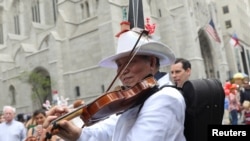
left=205, top=19, right=221, bottom=43
left=229, top=33, right=240, bottom=47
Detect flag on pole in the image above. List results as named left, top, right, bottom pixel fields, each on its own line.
left=205, top=19, right=221, bottom=43
left=229, top=33, right=240, bottom=47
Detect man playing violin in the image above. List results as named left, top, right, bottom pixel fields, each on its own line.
left=41, top=28, right=186, bottom=141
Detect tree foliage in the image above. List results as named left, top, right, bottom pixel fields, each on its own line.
left=19, top=71, right=52, bottom=107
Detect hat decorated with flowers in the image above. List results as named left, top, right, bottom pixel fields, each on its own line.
left=99, top=28, right=175, bottom=68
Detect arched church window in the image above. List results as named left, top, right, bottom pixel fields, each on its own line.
left=85, top=1, right=90, bottom=18
left=81, top=1, right=90, bottom=20
left=9, top=85, right=16, bottom=105
left=31, top=0, right=40, bottom=23
left=13, top=0, right=20, bottom=35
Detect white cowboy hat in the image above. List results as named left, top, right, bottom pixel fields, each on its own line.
left=98, top=28, right=175, bottom=68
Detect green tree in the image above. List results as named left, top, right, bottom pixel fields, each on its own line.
left=19, top=71, right=52, bottom=107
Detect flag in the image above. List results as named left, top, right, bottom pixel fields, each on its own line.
left=229, top=33, right=240, bottom=47
left=205, top=19, right=221, bottom=43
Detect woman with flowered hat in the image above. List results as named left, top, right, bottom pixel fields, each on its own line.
left=232, top=72, right=244, bottom=87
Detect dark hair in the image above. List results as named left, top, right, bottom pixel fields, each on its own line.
left=33, top=109, right=46, bottom=117
left=174, top=58, right=191, bottom=70
left=16, top=113, right=25, bottom=122
left=140, top=55, right=160, bottom=68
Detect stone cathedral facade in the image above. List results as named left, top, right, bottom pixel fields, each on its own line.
left=0, top=0, right=239, bottom=114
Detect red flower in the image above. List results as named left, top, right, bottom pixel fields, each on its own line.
left=145, top=18, right=156, bottom=35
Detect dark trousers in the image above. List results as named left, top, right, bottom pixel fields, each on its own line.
left=230, top=109, right=238, bottom=125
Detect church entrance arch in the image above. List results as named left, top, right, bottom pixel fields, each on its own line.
left=198, top=30, right=216, bottom=78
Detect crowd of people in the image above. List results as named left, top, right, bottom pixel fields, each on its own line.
left=0, top=106, right=64, bottom=141
left=222, top=72, right=250, bottom=125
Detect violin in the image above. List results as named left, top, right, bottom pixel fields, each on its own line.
left=43, top=75, right=158, bottom=140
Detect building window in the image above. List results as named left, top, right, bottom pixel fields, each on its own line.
left=32, top=0, right=40, bottom=23
left=158, top=9, right=162, bottom=17
left=0, top=23, right=3, bottom=44
left=9, top=85, right=16, bottom=105
left=13, top=0, right=20, bottom=35
left=222, top=6, right=229, bottom=14
left=225, top=20, right=232, bottom=28
left=14, top=15, right=20, bottom=35
left=81, top=3, right=85, bottom=19
left=81, top=1, right=90, bottom=20
left=101, top=84, right=105, bottom=93
left=85, top=1, right=90, bottom=18
left=52, top=0, right=58, bottom=23
left=227, top=70, right=232, bottom=80
left=75, top=86, right=80, bottom=97
left=235, top=48, right=242, bottom=72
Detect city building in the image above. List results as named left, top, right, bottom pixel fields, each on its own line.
left=0, top=0, right=248, bottom=114
left=215, top=0, right=250, bottom=77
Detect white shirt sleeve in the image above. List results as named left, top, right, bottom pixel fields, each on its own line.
left=77, top=114, right=119, bottom=141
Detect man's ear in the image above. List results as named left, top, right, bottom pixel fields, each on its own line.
left=187, top=68, right=192, bottom=75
